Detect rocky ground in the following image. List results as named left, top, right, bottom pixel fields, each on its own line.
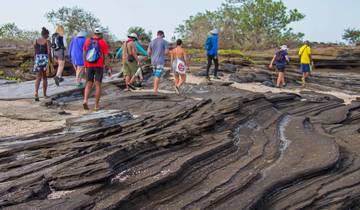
left=0, top=45, right=360, bottom=210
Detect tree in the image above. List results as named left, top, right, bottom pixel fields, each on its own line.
left=176, top=0, right=305, bottom=49
left=0, top=23, right=40, bottom=41
left=343, top=28, right=360, bottom=45
left=127, top=26, right=152, bottom=43
left=46, top=7, right=105, bottom=37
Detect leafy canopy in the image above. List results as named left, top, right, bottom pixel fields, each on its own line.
left=45, top=7, right=101, bottom=37
left=0, top=23, right=40, bottom=41
left=343, top=28, right=360, bottom=45
left=127, top=26, right=152, bottom=43
left=176, top=0, right=305, bottom=49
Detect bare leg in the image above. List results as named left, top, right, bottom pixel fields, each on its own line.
left=56, top=60, right=65, bottom=78
left=95, top=81, right=101, bottom=109
left=154, top=77, right=160, bottom=95
left=178, top=74, right=186, bottom=87
left=281, top=73, right=286, bottom=87
left=174, top=74, right=180, bottom=87
left=125, top=75, right=131, bottom=89
left=34, top=72, right=42, bottom=97
left=277, top=72, right=283, bottom=87
left=42, top=70, right=48, bottom=96
left=83, top=81, right=93, bottom=105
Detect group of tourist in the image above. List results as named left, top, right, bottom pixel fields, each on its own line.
left=32, top=25, right=312, bottom=111
left=269, top=41, right=314, bottom=88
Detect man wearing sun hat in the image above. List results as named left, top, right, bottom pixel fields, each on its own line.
left=122, top=33, right=140, bottom=91
left=82, top=27, right=109, bottom=111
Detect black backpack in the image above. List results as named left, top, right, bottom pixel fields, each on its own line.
left=275, top=50, right=286, bottom=63
left=51, top=33, right=65, bottom=50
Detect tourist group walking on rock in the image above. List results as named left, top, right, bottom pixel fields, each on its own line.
left=33, top=25, right=314, bottom=110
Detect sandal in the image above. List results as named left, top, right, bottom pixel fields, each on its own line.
left=34, top=95, right=40, bottom=102
left=83, top=103, right=89, bottom=110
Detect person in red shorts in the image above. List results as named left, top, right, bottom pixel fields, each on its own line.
left=82, top=27, right=110, bottom=111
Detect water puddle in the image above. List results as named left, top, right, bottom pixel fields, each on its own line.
left=278, top=115, right=291, bottom=153
left=232, top=119, right=261, bottom=150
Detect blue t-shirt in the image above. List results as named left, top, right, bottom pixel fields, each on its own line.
left=275, top=50, right=288, bottom=66
left=148, top=37, right=169, bottom=66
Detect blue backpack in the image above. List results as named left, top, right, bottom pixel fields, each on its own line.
left=86, top=38, right=101, bottom=63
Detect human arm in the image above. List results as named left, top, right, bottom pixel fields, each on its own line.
left=170, top=50, right=174, bottom=67
left=183, top=50, right=190, bottom=71
left=147, top=42, right=152, bottom=57
left=47, top=40, right=53, bottom=62
left=269, top=55, right=276, bottom=69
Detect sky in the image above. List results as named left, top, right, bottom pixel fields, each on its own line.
left=0, top=0, right=359, bottom=43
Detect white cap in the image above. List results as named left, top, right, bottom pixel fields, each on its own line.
left=94, top=27, right=103, bottom=34
left=210, top=29, right=219, bottom=35
left=128, top=33, right=138, bottom=39
left=280, top=45, right=289, bottom=51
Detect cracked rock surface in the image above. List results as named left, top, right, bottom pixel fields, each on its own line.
left=0, top=78, right=359, bottom=210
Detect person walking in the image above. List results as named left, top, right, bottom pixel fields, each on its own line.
left=82, top=28, right=109, bottom=111
left=68, top=30, right=87, bottom=88
left=205, top=29, right=219, bottom=80
left=298, top=41, right=314, bottom=86
left=52, top=25, right=67, bottom=86
left=269, top=45, right=290, bottom=88
left=122, top=33, right=140, bottom=91
left=33, top=27, right=52, bottom=101
left=148, top=30, right=169, bottom=95
left=171, top=39, right=189, bottom=95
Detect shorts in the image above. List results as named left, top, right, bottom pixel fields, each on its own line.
left=123, top=61, right=138, bottom=76
left=152, top=65, right=164, bottom=78
left=301, top=64, right=311, bottom=73
left=53, top=49, right=65, bottom=61
left=276, top=65, right=286, bottom=72
left=86, top=67, right=104, bottom=83
left=33, top=54, right=49, bottom=73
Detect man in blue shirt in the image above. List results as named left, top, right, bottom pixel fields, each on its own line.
left=205, top=29, right=219, bottom=80
left=148, top=30, right=169, bottom=95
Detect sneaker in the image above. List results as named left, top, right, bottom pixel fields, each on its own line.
left=301, top=77, right=306, bottom=87
left=214, top=76, right=220, bottom=80
left=59, top=77, right=64, bottom=82
left=54, top=76, right=60, bottom=86
left=34, top=95, right=40, bottom=102
left=175, top=86, right=180, bottom=95
left=206, top=76, right=211, bottom=81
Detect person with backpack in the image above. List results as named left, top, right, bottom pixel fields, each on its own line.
left=148, top=30, right=169, bottom=95
left=52, top=25, right=67, bottom=86
left=122, top=33, right=140, bottom=91
left=298, top=41, right=314, bottom=86
left=33, top=27, right=52, bottom=101
left=171, top=39, right=189, bottom=95
left=269, top=45, right=290, bottom=88
left=205, top=29, right=219, bottom=81
left=82, top=28, right=109, bottom=111
left=68, top=30, right=87, bottom=88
